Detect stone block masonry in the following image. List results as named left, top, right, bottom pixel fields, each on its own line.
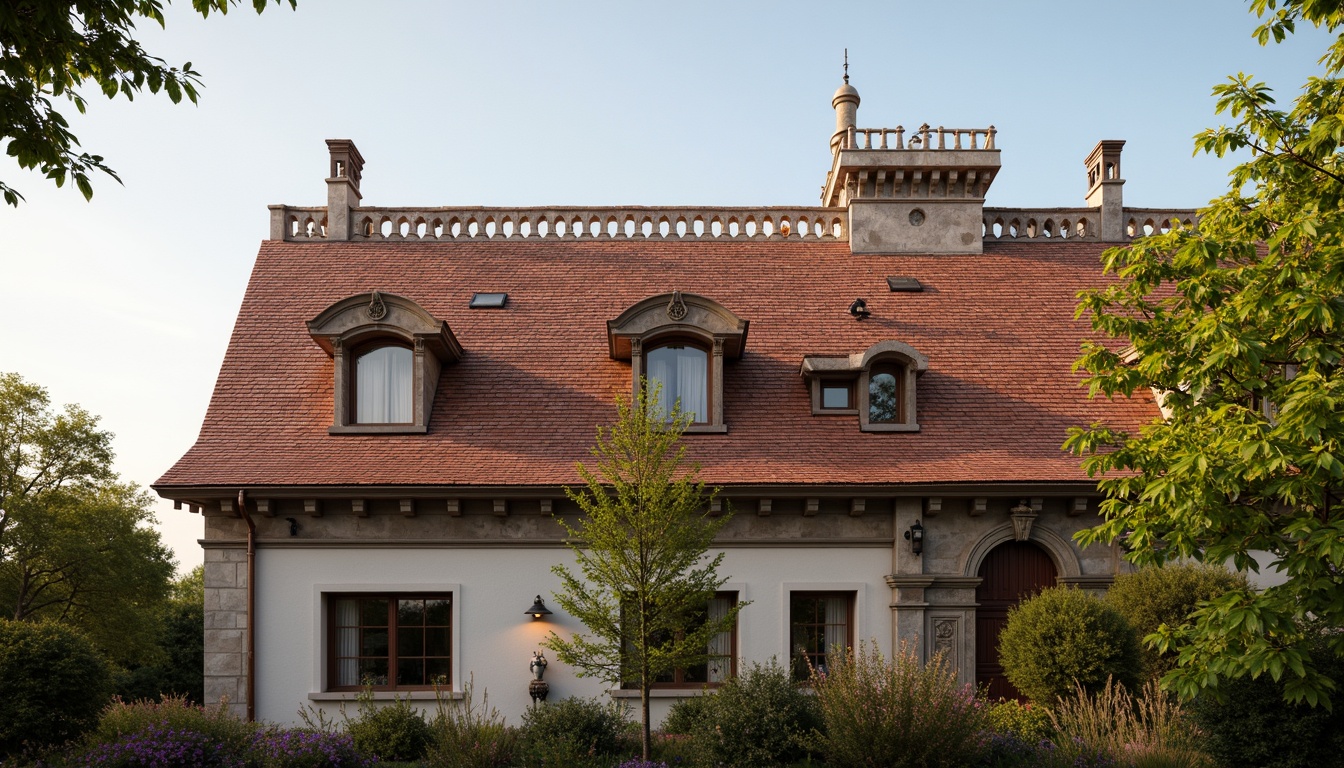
left=203, top=545, right=248, bottom=718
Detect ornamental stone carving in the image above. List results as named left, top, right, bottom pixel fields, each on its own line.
left=666, top=291, right=688, bottom=321
left=933, top=618, right=957, bottom=666
left=367, top=290, right=387, bottom=320
left=1010, top=500, right=1037, bottom=541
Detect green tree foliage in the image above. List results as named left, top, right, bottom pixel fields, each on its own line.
left=0, top=618, right=111, bottom=754
left=0, top=372, right=175, bottom=666
left=1104, top=564, right=1247, bottom=680
left=117, top=565, right=205, bottom=703
left=1068, top=0, right=1344, bottom=707
left=544, top=388, right=744, bottom=760
left=0, top=0, right=296, bottom=206
left=997, top=586, right=1141, bottom=706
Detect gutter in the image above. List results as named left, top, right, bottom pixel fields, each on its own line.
left=237, top=489, right=256, bottom=722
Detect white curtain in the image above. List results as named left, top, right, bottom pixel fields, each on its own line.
left=334, top=599, right=360, bottom=686
left=823, top=596, right=849, bottom=656
left=706, top=595, right=732, bottom=682
left=647, top=346, right=707, bottom=422
left=357, top=346, right=412, bottom=423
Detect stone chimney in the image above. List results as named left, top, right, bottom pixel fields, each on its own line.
left=1084, top=140, right=1124, bottom=241
left=325, top=139, right=365, bottom=241
left=822, top=81, right=1000, bottom=255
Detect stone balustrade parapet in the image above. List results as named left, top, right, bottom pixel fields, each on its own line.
left=272, top=206, right=849, bottom=243
left=983, top=207, right=1198, bottom=242
left=835, top=124, right=997, bottom=152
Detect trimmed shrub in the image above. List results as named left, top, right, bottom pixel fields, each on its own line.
left=997, top=586, right=1141, bottom=705
left=660, top=692, right=713, bottom=736
left=1191, top=641, right=1344, bottom=768
left=517, top=696, right=629, bottom=764
left=814, top=642, right=987, bottom=768
left=682, top=659, right=822, bottom=767
left=1104, top=564, right=1246, bottom=679
left=344, top=694, right=432, bottom=761
left=0, top=619, right=112, bottom=754
left=985, top=698, right=1053, bottom=744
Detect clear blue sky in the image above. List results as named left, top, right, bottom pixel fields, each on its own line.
left=0, top=0, right=1330, bottom=571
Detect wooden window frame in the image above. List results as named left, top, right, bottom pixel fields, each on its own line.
left=811, top=378, right=858, bottom=415
left=642, top=338, right=714, bottom=428
left=624, top=591, right=739, bottom=690
left=349, top=341, right=416, bottom=426
left=327, top=592, right=453, bottom=692
left=789, top=590, right=855, bottom=681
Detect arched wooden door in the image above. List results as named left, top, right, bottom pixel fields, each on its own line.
left=975, top=541, right=1057, bottom=700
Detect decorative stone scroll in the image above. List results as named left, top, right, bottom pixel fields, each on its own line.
left=933, top=618, right=958, bottom=667
left=1010, top=500, right=1037, bottom=542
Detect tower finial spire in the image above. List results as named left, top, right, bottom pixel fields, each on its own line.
left=843, top=48, right=849, bottom=84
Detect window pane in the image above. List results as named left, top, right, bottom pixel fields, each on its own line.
left=647, top=345, right=707, bottom=422
left=822, top=384, right=851, bottom=409
left=359, top=658, right=388, bottom=687
left=356, top=345, right=413, bottom=424
left=425, top=627, right=451, bottom=657
left=398, top=599, right=426, bottom=627
left=362, top=628, right=388, bottom=657
left=398, top=627, right=425, bottom=658
left=397, top=659, right=425, bottom=687
left=426, top=658, right=451, bottom=687
left=360, top=598, right=389, bottom=627
left=425, top=599, right=452, bottom=626
left=869, top=370, right=900, bottom=423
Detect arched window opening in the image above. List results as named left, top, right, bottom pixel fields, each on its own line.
left=868, top=363, right=903, bottom=424
left=647, top=343, right=709, bottom=423
left=355, top=344, right=413, bottom=424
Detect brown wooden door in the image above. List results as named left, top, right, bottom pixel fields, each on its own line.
left=975, top=541, right=1057, bottom=701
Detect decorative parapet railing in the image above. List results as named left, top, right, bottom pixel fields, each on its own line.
left=983, top=207, right=1198, bottom=242
left=838, top=124, right=996, bottom=151
left=272, top=206, right=848, bottom=243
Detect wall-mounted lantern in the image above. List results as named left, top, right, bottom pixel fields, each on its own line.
left=904, top=519, right=924, bottom=555
left=525, top=595, right=553, bottom=620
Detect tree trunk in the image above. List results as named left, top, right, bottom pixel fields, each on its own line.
left=641, top=683, right=651, bottom=760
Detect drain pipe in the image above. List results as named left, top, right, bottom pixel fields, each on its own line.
left=237, top=489, right=256, bottom=722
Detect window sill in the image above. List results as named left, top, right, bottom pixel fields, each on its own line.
left=308, top=690, right=462, bottom=702
left=683, top=424, right=728, bottom=434
left=860, top=422, right=920, bottom=433
left=329, top=424, right=429, bottom=435
left=812, top=408, right=859, bottom=416
left=609, top=688, right=716, bottom=698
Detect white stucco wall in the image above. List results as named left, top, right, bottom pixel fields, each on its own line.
left=254, top=544, right=893, bottom=726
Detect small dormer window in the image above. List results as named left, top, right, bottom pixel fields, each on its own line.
left=608, top=292, right=748, bottom=434
left=308, top=292, right=463, bottom=434
left=801, top=340, right=928, bottom=431
left=354, top=343, right=413, bottom=424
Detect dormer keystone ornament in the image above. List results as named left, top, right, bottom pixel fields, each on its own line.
left=1010, top=500, right=1037, bottom=542
left=667, top=291, right=688, bottom=321
left=367, top=290, right=387, bottom=320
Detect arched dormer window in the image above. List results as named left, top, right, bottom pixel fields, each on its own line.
left=800, top=340, right=928, bottom=432
left=608, top=291, right=749, bottom=433
left=308, top=291, right=463, bottom=434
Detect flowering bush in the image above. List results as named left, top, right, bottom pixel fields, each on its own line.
left=614, top=760, right=667, bottom=768
left=813, top=641, right=988, bottom=768
left=248, top=729, right=374, bottom=768
left=74, top=726, right=244, bottom=768
left=92, top=695, right=256, bottom=755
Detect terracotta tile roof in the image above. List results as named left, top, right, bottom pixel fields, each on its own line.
left=155, top=239, right=1156, bottom=490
